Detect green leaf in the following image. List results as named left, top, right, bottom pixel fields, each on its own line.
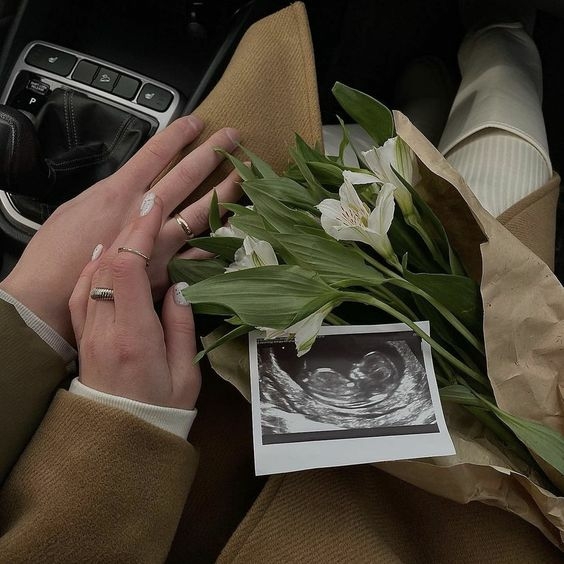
left=392, top=164, right=465, bottom=276
left=193, top=323, right=252, bottom=363
left=276, top=233, right=386, bottom=287
left=243, top=182, right=320, bottom=234
left=307, top=161, right=345, bottom=187
left=388, top=214, right=439, bottom=273
left=214, top=148, right=256, bottom=181
left=168, top=257, right=227, bottom=285
left=182, top=265, right=342, bottom=329
left=238, top=145, right=278, bottom=178
left=208, top=190, right=222, bottom=233
left=332, top=82, right=395, bottom=146
left=221, top=203, right=256, bottom=216
left=288, top=145, right=328, bottom=201
left=336, top=115, right=368, bottom=168
left=294, top=134, right=332, bottom=164
left=188, top=236, right=243, bottom=261
left=486, top=401, right=564, bottom=475
left=401, top=269, right=483, bottom=337
left=439, top=385, right=483, bottom=408
left=242, top=177, right=318, bottom=209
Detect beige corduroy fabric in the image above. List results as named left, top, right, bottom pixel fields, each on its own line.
left=0, top=391, right=198, bottom=564
left=497, top=174, right=560, bottom=269
left=218, top=467, right=563, bottom=563
left=153, top=1, right=322, bottom=203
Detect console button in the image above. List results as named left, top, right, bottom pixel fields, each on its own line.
left=137, top=84, right=173, bottom=112
left=72, top=60, right=99, bottom=85
left=92, top=67, right=119, bottom=92
left=27, top=79, right=51, bottom=96
left=113, top=75, right=140, bottom=100
left=25, top=45, right=77, bottom=76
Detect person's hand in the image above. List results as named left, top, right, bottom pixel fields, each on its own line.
left=68, top=193, right=200, bottom=408
left=0, top=115, right=241, bottom=344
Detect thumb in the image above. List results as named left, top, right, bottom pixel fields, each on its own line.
left=162, top=282, right=201, bottom=409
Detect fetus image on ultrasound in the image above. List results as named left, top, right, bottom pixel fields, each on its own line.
left=258, top=331, right=438, bottom=444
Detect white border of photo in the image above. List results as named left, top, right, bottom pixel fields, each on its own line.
left=249, top=321, right=455, bottom=476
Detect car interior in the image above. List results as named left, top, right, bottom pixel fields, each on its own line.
left=0, top=0, right=563, bottom=282
left=0, top=1, right=563, bottom=560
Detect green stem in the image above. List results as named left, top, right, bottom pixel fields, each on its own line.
left=388, top=279, right=485, bottom=355
left=343, top=291, right=490, bottom=388
left=433, top=352, right=457, bottom=386
left=354, top=245, right=402, bottom=279
left=355, top=246, right=484, bottom=355
left=364, top=286, right=417, bottom=319
left=326, top=312, right=348, bottom=326
left=406, top=213, right=450, bottom=272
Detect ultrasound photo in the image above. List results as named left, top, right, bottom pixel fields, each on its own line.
left=249, top=323, right=455, bottom=475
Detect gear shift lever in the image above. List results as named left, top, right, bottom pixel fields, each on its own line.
left=0, top=105, right=53, bottom=197
left=0, top=89, right=151, bottom=226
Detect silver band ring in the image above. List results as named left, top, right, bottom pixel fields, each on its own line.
left=117, top=246, right=151, bottom=266
left=174, top=213, right=194, bottom=241
left=90, top=287, right=115, bottom=301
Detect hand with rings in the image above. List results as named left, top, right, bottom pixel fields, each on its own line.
left=0, top=115, right=241, bottom=345
left=69, top=193, right=200, bottom=408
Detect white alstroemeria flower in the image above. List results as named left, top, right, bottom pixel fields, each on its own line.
left=260, top=303, right=333, bottom=357
left=225, top=236, right=278, bottom=272
left=213, top=222, right=246, bottom=239
left=362, top=136, right=420, bottom=218
left=316, top=177, right=397, bottom=264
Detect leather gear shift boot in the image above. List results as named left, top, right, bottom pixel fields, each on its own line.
left=1, top=88, right=151, bottom=225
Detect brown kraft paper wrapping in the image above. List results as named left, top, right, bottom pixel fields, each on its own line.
left=376, top=111, right=564, bottom=549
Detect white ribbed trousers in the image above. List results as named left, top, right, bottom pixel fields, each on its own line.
left=322, top=23, right=552, bottom=217
left=439, top=23, right=551, bottom=216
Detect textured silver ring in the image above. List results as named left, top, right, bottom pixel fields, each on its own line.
left=117, top=246, right=151, bottom=266
left=174, top=213, right=194, bottom=241
left=90, top=287, right=115, bottom=301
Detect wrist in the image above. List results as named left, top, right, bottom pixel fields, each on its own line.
left=68, top=378, right=197, bottom=438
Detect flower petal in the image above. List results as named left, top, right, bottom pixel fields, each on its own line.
left=368, top=183, right=396, bottom=235
left=225, top=236, right=278, bottom=272
left=339, top=177, right=367, bottom=213
left=343, top=170, right=379, bottom=185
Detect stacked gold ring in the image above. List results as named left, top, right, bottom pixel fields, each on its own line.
left=174, top=213, right=194, bottom=241
left=117, top=246, right=151, bottom=266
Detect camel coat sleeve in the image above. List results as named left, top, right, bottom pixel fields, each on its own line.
left=0, top=300, right=68, bottom=484
left=0, top=390, right=198, bottom=564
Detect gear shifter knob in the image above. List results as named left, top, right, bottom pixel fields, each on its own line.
left=0, top=105, right=53, bottom=198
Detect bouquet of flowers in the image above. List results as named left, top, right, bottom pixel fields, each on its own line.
left=170, top=83, right=564, bottom=546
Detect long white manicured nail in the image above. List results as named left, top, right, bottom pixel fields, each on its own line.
left=174, top=282, right=190, bottom=305
left=140, top=192, right=155, bottom=216
left=91, top=243, right=103, bottom=261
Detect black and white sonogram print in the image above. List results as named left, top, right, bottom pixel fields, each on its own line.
left=258, top=331, right=438, bottom=444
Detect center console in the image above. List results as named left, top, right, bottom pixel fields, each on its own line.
left=0, top=41, right=184, bottom=233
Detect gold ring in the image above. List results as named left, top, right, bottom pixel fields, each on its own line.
left=174, top=213, right=194, bottom=241
left=90, top=287, right=115, bottom=301
left=117, top=246, right=151, bottom=266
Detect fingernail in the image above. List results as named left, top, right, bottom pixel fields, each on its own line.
left=187, top=114, right=204, bottom=130
left=91, top=243, right=103, bottom=261
left=225, top=128, right=240, bottom=147
left=140, top=192, right=155, bottom=216
left=174, top=282, right=190, bottom=306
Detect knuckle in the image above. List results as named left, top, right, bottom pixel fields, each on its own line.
left=175, top=162, right=199, bottom=187
left=145, top=137, right=167, bottom=161
left=169, top=319, right=196, bottom=339
left=191, top=207, right=208, bottom=230
left=111, top=253, right=135, bottom=280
